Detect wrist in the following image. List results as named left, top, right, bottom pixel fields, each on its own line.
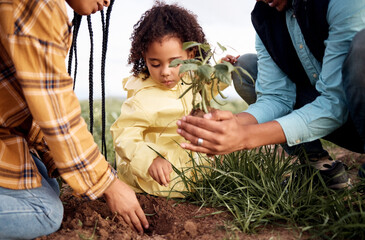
left=103, top=178, right=118, bottom=198
left=239, top=124, right=257, bottom=150
left=245, top=121, right=286, bottom=149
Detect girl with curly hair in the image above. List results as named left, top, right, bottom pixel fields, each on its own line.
left=110, top=2, right=209, bottom=198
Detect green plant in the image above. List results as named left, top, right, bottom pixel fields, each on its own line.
left=175, top=146, right=365, bottom=239
left=79, top=98, right=246, bottom=166
left=79, top=98, right=365, bottom=239
left=170, top=42, right=253, bottom=113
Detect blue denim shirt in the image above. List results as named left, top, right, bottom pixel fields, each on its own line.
left=246, top=0, right=365, bottom=146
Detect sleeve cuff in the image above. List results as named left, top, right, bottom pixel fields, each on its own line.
left=76, top=164, right=117, bottom=200
left=275, top=112, right=311, bottom=147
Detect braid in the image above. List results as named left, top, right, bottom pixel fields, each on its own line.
left=68, top=13, right=82, bottom=89
left=87, top=15, right=94, bottom=134
left=67, top=12, right=77, bottom=75
left=100, top=0, right=115, bottom=163
left=67, top=3, right=115, bottom=164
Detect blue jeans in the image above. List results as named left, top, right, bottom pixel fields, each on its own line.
left=233, top=29, right=365, bottom=157
left=0, top=153, right=63, bottom=239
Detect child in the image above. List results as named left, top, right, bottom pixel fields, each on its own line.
left=110, top=2, right=209, bottom=198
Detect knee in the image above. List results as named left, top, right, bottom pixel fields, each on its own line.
left=351, top=29, right=365, bottom=55
left=342, top=29, right=365, bottom=88
left=232, top=53, right=258, bottom=104
left=346, top=29, right=365, bottom=66
left=234, top=53, right=258, bottom=80
left=46, top=197, right=64, bottom=234
left=37, top=196, right=64, bottom=237
left=31, top=198, right=63, bottom=238
left=0, top=194, right=64, bottom=239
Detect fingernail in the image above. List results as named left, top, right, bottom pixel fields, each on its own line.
left=177, top=120, right=181, bottom=126
left=177, top=129, right=181, bottom=134
left=204, top=113, right=212, bottom=119
left=182, top=116, right=186, bottom=121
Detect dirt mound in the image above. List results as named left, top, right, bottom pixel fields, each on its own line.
left=33, top=147, right=365, bottom=239
left=37, top=186, right=238, bottom=240
left=36, top=185, right=306, bottom=239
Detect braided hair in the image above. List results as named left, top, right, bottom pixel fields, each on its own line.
left=68, top=0, right=115, bottom=161
left=128, top=1, right=208, bottom=78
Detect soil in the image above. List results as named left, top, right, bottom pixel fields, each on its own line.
left=36, top=147, right=364, bottom=240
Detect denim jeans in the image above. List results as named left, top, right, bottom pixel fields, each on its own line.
left=233, top=29, right=365, bottom=157
left=0, top=153, right=63, bottom=239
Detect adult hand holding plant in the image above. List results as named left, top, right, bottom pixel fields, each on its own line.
left=177, top=109, right=286, bottom=155
left=174, top=42, right=286, bottom=155
left=170, top=42, right=252, bottom=115
left=177, top=110, right=259, bottom=155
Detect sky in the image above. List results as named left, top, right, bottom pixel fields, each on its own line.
left=67, top=0, right=257, bottom=100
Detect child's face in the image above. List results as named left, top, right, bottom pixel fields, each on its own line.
left=144, top=36, right=193, bottom=89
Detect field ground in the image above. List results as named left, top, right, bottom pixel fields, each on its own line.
left=36, top=146, right=364, bottom=240
left=35, top=99, right=365, bottom=239
left=37, top=184, right=310, bottom=240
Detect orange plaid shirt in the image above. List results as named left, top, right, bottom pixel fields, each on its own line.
left=0, top=0, right=116, bottom=200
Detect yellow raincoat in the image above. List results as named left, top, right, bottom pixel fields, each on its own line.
left=111, top=74, right=227, bottom=197
left=111, top=75, right=201, bottom=198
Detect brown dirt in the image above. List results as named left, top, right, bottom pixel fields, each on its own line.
left=36, top=147, right=364, bottom=240
left=36, top=185, right=307, bottom=240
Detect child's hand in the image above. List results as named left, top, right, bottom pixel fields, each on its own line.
left=148, top=156, right=173, bottom=187
left=221, top=54, right=240, bottom=64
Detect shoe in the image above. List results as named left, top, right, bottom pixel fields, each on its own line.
left=317, top=161, right=351, bottom=189
left=301, top=156, right=351, bottom=190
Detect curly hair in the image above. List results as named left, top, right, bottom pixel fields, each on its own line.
left=128, top=1, right=208, bottom=78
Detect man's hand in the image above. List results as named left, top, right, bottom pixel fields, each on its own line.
left=103, top=179, right=149, bottom=234
left=148, top=156, right=173, bottom=187
left=177, top=109, right=286, bottom=155
left=177, top=110, right=247, bottom=155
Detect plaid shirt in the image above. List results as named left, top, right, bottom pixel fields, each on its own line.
left=0, top=0, right=116, bottom=200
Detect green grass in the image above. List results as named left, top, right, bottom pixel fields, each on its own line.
left=81, top=98, right=365, bottom=239
left=175, top=147, right=365, bottom=239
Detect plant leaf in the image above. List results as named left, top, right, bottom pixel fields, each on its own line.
left=217, top=61, right=235, bottom=73
left=200, top=43, right=211, bottom=53
left=182, top=41, right=202, bottom=50
left=183, top=41, right=211, bottom=52
left=197, top=64, right=214, bottom=82
left=214, top=63, right=234, bottom=85
left=217, top=42, right=227, bottom=52
left=179, top=63, right=198, bottom=74
left=169, top=59, right=184, bottom=67
left=234, top=66, right=255, bottom=84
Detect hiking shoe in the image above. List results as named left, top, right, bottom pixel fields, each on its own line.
left=316, top=160, right=351, bottom=189
left=298, top=151, right=351, bottom=189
